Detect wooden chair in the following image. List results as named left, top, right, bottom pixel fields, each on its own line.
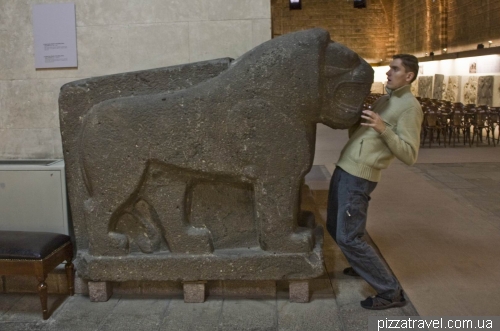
left=470, top=109, right=491, bottom=146
left=0, top=231, right=74, bottom=319
left=448, top=109, right=466, bottom=147
left=487, top=108, right=499, bottom=146
left=421, top=109, right=446, bottom=147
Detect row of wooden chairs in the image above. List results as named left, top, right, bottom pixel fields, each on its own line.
left=364, top=95, right=500, bottom=148
left=420, top=102, right=500, bottom=148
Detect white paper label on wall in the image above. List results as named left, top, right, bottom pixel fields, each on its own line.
left=32, top=3, right=77, bottom=69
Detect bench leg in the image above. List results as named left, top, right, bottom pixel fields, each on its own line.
left=65, top=262, right=75, bottom=296
left=37, top=280, right=49, bottom=320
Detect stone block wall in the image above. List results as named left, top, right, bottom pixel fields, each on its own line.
left=447, top=0, right=500, bottom=51
left=393, top=0, right=500, bottom=55
left=273, top=0, right=500, bottom=60
left=393, top=0, right=443, bottom=56
left=271, top=0, right=392, bottom=62
left=0, top=0, right=271, bottom=159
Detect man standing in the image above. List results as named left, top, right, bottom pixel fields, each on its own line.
left=327, top=54, right=423, bottom=310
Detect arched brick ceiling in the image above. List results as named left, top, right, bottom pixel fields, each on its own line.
left=379, top=0, right=394, bottom=28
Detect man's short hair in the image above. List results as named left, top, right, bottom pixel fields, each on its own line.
left=393, top=54, right=419, bottom=83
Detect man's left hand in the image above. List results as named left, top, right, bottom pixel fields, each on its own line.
left=360, top=110, right=386, bottom=134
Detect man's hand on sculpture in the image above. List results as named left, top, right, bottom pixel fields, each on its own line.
left=360, top=110, right=386, bottom=134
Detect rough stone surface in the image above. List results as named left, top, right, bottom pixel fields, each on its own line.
left=41, top=295, right=120, bottom=331
left=139, top=281, right=183, bottom=297
left=277, top=294, right=343, bottom=331
left=96, top=298, right=167, bottom=331
left=160, top=298, right=222, bottom=331
left=219, top=299, right=277, bottom=331
left=74, top=226, right=324, bottom=282
left=289, top=280, right=310, bottom=303
left=88, top=281, right=112, bottom=302
left=60, top=28, right=373, bottom=284
left=183, top=282, right=206, bottom=303
left=223, top=280, right=276, bottom=298
left=73, top=274, right=89, bottom=295
left=112, top=281, right=141, bottom=295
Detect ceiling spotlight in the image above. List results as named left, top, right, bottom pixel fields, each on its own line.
left=354, top=0, right=366, bottom=8
left=289, top=0, right=301, bottom=10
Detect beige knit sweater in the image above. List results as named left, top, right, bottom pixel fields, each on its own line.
left=336, top=84, right=423, bottom=182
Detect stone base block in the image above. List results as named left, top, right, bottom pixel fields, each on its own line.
left=289, top=280, right=310, bottom=303
left=75, top=226, right=324, bottom=282
left=88, top=281, right=113, bottom=302
left=183, top=281, right=206, bottom=303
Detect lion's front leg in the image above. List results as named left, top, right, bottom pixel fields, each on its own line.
left=253, top=180, right=314, bottom=253
left=142, top=178, right=214, bottom=254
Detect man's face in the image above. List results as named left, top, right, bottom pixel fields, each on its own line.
left=386, top=58, right=414, bottom=90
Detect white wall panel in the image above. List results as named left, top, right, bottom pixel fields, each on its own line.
left=0, top=0, right=271, bottom=159
left=189, top=20, right=253, bottom=62
left=252, top=19, right=272, bottom=49
left=127, top=23, right=190, bottom=71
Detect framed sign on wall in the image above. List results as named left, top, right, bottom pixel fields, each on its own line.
left=32, top=3, right=77, bottom=69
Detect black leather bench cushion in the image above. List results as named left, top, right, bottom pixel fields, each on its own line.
left=0, top=231, right=71, bottom=260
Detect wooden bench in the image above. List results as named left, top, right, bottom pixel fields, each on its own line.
left=0, top=231, right=74, bottom=319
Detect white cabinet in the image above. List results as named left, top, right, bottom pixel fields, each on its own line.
left=0, top=160, right=69, bottom=234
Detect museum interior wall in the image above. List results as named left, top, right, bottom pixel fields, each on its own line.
left=271, top=0, right=393, bottom=62
left=394, top=0, right=500, bottom=56
left=272, top=0, right=500, bottom=60
left=0, top=0, right=271, bottom=159
left=2, top=0, right=500, bottom=159
left=272, top=0, right=500, bottom=106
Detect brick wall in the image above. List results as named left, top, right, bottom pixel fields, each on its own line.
left=448, top=0, right=500, bottom=51
left=272, top=0, right=393, bottom=62
left=395, top=0, right=500, bottom=54
left=272, top=0, right=500, bottom=59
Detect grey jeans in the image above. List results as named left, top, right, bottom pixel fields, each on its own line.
left=327, top=166, right=400, bottom=299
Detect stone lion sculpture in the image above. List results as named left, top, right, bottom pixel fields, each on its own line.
left=60, top=28, right=373, bottom=282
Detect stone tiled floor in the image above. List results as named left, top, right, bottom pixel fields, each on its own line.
left=412, top=162, right=500, bottom=219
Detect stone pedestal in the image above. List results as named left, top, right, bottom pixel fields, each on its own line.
left=183, top=281, right=206, bottom=303
left=289, top=280, right=310, bottom=303
left=88, top=281, right=112, bottom=302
